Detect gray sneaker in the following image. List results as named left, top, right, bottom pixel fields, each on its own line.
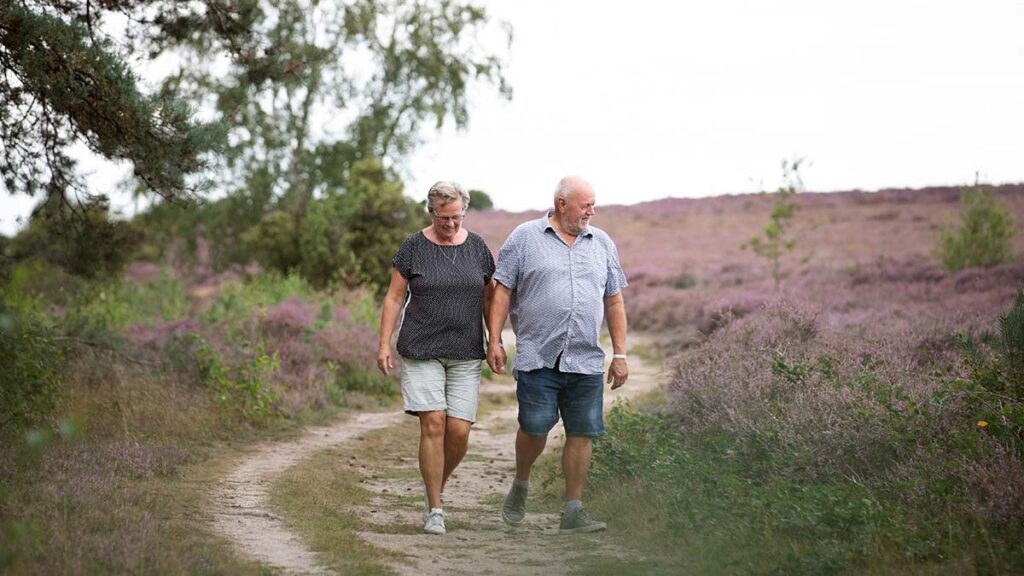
left=559, top=507, right=607, bottom=534
left=424, top=509, right=446, bottom=535
left=501, top=483, right=528, bottom=526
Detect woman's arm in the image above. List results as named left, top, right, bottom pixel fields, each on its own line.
left=377, top=267, right=409, bottom=376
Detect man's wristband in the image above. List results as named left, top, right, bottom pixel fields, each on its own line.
left=612, top=353, right=627, bottom=360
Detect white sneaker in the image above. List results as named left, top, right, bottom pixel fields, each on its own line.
left=424, top=508, right=446, bottom=535
left=423, top=489, right=446, bottom=522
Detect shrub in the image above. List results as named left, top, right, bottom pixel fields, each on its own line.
left=62, top=269, right=190, bottom=335
left=299, top=159, right=425, bottom=292
left=201, top=272, right=314, bottom=329
left=192, top=334, right=282, bottom=425
left=242, top=210, right=303, bottom=274
left=0, top=270, right=64, bottom=436
left=937, top=187, right=1016, bottom=272
left=999, top=288, right=1024, bottom=393
left=468, top=189, right=493, bottom=210
left=9, top=195, right=141, bottom=279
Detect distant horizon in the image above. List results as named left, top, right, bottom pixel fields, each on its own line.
left=5, top=178, right=1023, bottom=238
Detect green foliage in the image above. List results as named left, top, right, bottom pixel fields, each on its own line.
left=468, top=189, right=494, bottom=211
left=329, top=365, right=397, bottom=398
left=298, top=159, right=426, bottom=291
left=9, top=196, right=142, bottom=279
left=0, top=2, right=224, bottom=203
left=61, top=270, right=189, bottom=339
left=193, top=335, right=282, bottom=425
left=937, top=187, right=1016, bottom=272
left=165, top=0, right=509, bottom=220
left=744, top=158, right=804, bottom=289
left=201, top=272, right=314, bottom=328
left=955, top=291, right=1024, bottom=455
left=999, top=288, right=1024, bottom=392
left=0, top=270, right=64, bottom=436
left=242, top=210, right=303, bottom=273
left=590, top=404, right=902, bottom=575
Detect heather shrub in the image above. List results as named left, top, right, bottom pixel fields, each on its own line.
left=937, top=187, right=1016, bottom=272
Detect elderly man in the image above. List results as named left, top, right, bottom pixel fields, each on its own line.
left=486, top=175, right=628, bottom=534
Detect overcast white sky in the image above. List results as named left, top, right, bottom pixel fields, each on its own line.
left=2, top=0, right=1023, bottom=235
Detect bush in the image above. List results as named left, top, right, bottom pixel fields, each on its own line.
left=937, top=187, right=1016, bottom=272
left=242, top=210, right=303, bottom=273
left=9, top=195, right=141, bottom=279
left=299, top=159, right=425, bottom=291
left=192, top=334, right=282, bottom=425
left=999, top=288, right=1024, bottom=393
left=62, top=269, right=190, bottom=335
left=0, top=271, right=64, bottom=436
left=468, top=189, right=493, bottom=210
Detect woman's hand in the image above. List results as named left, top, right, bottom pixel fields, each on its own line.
left=377, top=345, right=393, bottom=376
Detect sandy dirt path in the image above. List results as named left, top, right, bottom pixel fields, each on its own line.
left=210, top=335, right=666, bottom=575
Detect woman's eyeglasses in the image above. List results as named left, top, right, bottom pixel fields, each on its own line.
left=430, top=213, right=465, bottom=224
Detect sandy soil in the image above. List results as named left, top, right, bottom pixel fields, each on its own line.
left=209, top=335, right=666, bottom=575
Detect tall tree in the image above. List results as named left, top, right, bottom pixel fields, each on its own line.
left=1, top=0, right=510, bottom=217
left=162, top=0, right=510, bottom=218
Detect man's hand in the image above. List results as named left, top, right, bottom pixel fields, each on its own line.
left=607, top=357, right=628, bottom=389
left=487, top=344, right=507, bottom=375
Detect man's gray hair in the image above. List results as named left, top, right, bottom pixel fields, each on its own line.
left=427, top=181, right=470, bottom=212
left=553, top=179, right=573, bottom=205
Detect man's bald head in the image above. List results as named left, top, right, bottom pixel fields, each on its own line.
left=551, top=175, right=596, bottom=236
left=553, top=175, right=594, bottom=207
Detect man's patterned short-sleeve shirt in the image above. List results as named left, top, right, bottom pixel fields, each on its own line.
left=493, top=211, right=627, bottom=376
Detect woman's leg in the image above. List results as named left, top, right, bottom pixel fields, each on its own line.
left=441, top=416, right=471, bottom=491
left=418, top=410, right=447, bottom=509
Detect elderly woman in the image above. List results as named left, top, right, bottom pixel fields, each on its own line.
left=377, top=181, right=496, bottom=535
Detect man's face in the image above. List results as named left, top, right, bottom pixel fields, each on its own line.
left=558, top=189, right=596, bottom=235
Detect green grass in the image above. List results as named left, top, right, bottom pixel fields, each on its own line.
left=268, top=417, right=423, bottom=575
left=269, top=444, right=402, bottom=574
left=573, top=401, right=1021, bottom=576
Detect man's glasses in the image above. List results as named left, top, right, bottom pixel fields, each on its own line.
left=430, top=213, right=465, bottom=224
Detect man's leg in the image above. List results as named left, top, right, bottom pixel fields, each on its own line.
left=514, top=428, right=548, bottom=481
left=558, top=372, right=607, bottom=533
left=562, top=435, right=592, bottom=501
left=442, top=416, right=471, bottom=490
left=502, top=367, right=560, bottom=525
left=418, top=411, right=446, bottom=509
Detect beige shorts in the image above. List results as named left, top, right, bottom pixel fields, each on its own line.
left=400, top=356, right=482, bottom=423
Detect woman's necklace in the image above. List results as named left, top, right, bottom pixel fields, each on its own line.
left=437, top=243, right=458, bottom=265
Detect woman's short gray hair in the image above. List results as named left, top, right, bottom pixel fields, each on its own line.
left=427, top=181, right=470, bottom=212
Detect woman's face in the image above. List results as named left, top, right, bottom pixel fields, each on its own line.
left=430, top=199, right=465, bottom=242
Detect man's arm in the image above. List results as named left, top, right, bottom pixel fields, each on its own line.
left=486, top=282, right=512, bottom=374
left=604, top=291, right=628, bottom=389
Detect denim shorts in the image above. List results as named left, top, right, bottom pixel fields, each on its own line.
left=400, top=356, right=481, bottom=422
left=516, top=366, right=605, bottom=437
